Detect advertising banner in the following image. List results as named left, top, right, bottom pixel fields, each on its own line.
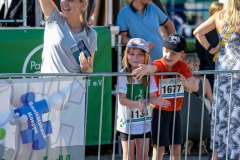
left=0, top=76, right=86, bottom=159
left=0, top=26, right=112, bottom=147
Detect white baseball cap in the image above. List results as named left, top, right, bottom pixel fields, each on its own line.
left=127, top=38, right=149, bottom=53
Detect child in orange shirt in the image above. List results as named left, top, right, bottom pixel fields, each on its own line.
left=132, top=34, right=198, bottom=160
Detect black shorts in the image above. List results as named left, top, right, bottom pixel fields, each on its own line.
left=151, top=109, right=182, bottom=146
left=119, top=132, right=151, bottom=141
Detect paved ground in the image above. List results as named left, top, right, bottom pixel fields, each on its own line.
left=85, top=155, right=210, bottom=160
left=85, top=145, right=211, bottom=160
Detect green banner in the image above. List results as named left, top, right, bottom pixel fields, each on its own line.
left=0, top=26, right=112, bottom=145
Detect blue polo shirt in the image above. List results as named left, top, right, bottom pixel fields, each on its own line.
left=117, top=2, right=168, bottom=62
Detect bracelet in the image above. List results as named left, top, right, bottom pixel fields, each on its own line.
left=206, top=44, right=213, bottom=52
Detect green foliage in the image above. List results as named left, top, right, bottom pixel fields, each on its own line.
left=186, top=40, right=196, bottom=54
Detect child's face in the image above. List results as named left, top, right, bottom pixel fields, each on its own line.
left=128, top=48, right=145, bottom=70
left=188, top=61, right=200, bottom=71
left=162, top=47, right=184, bottom=67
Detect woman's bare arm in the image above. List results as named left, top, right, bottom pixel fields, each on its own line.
left=39, top=0, right=57, bottom=19
left=193, top=13, right=220, bottom=54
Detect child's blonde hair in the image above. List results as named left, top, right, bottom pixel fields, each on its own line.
left=182, top=53, right=200, bottom=70
left=122, top=48, right=151, bottom=86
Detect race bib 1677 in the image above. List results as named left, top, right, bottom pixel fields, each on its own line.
left=159, top=78, right=184, bottom=99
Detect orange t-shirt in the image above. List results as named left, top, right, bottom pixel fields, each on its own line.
left=153, top=58, right=192, bottom=111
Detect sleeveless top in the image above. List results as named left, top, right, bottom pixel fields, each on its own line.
left=211, top=23, right=240, bottom=159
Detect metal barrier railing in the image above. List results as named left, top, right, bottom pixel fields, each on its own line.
left=0, top=70, right=239, bottom=160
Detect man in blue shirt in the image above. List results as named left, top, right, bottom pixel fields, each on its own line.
left=117, top=0, right=176, bottom=62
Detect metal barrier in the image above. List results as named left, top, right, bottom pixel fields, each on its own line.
left=0, top=70, right=239, bottom=160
